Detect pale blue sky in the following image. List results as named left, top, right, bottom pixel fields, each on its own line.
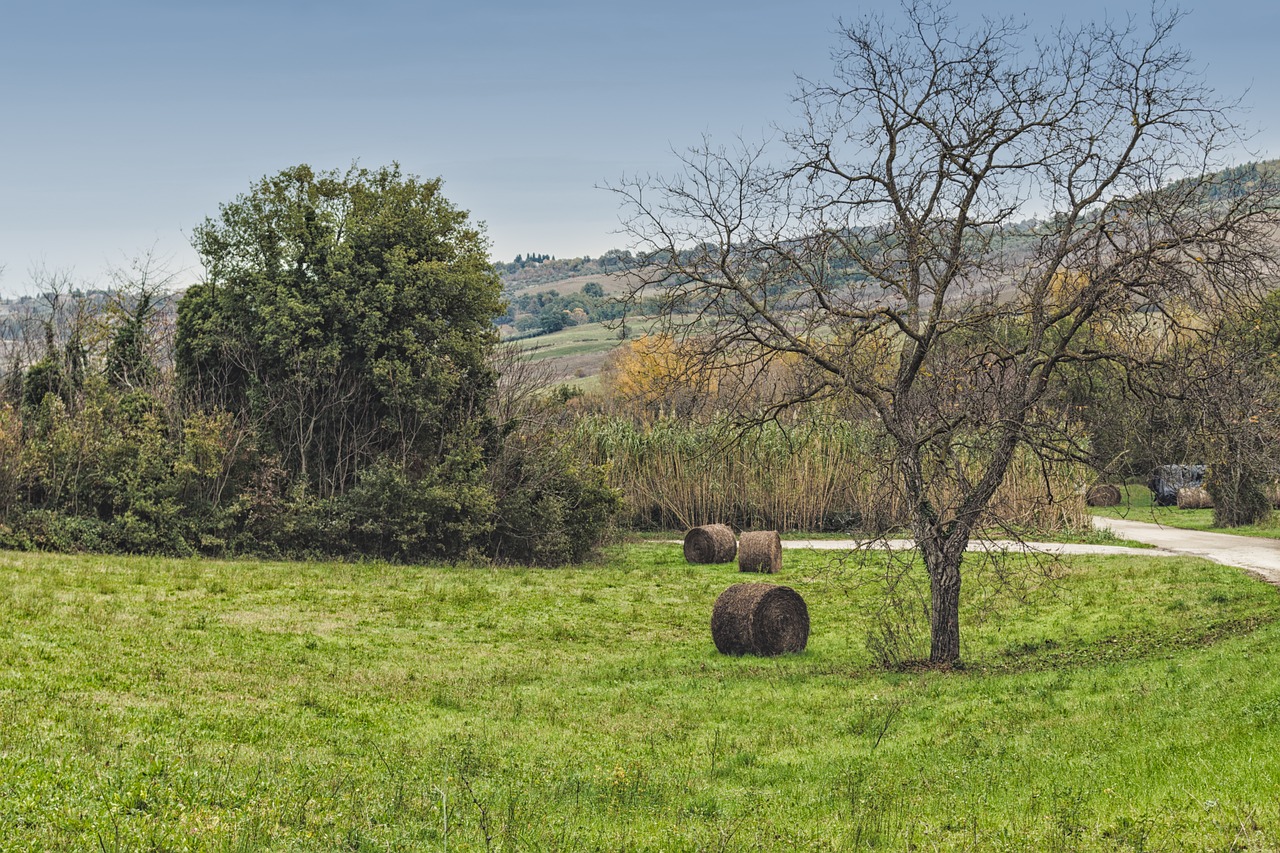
left=0, top=0, right=1276, bottom=292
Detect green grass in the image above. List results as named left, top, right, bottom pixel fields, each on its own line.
left=1093, top=484, right=1280, bottom=539
left=1000, top=524, right=1155, bottom=549
left=2, top=545, right=1280, bottom=850
left=505, top=323, right=622, bottom=362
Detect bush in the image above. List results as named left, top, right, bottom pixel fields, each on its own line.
left=338, top=456, right=496, bottom=562
left=487, top=431, right=621, bottom=566
left=1207, top=464, right=1271, bottom=527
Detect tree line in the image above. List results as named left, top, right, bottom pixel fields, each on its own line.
left=0, top=165, right=619, bottom=565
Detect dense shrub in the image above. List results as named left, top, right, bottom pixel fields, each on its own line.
left=1207, top=463, right=1272, bottom=527
left=337, top=455, right=496, bottom=562
left=487, top=431, right=621, bottom=565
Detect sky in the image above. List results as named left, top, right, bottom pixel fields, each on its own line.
left=1, top=0, right=1277, bottom=294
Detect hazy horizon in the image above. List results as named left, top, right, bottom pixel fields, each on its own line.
left=2, top=0, right=1277, bottom=295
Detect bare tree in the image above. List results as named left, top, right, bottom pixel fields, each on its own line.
left=105, top=247, right=183, bottom=395
left=614, top=2, right=1278, bottom=665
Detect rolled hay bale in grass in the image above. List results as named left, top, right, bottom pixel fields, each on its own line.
left=683, top=524, right=738, bottom=564
left=1085, top=483, right=1122, bottom=507
left=711, top=583, right=810, bottom=656
left=738, top=530, right=782, bottom=573
left=1177, top=486, right=1214, bottom=509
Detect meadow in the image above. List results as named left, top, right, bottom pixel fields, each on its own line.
left=2, top=544, right=1279, bottom=851
left=503, top=322, right=627, bottom=390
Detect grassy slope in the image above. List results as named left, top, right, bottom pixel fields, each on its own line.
left=1093, top=484, right=1280, bottom=539
left=502, top=269, right=646, bottom=298
left=1, top=546, right=1279, bottom=850
left=503, top=320, right=670, bottom=387
left=508, top=322, right=621, bottom=362
left=502, top=322, right=624, bottom=389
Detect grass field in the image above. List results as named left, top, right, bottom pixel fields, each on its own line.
left=2, top=545, right=1280, bottom=850
left=1092, top=484, right=1280, bottom=539
left=510, top=324, right=622, bottom=361
left=502, top=323, right=626, bottom=388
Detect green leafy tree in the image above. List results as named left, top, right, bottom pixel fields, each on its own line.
left=177, top=164, right=505, bottom=558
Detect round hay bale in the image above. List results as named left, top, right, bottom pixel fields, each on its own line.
left=1085, top=483, right=1121, bottom=507
left=738, top=530, right=782, bottom=573
left=1177, top=486, right=1214, bottom=509
left=711, top=583, right=809, bottom=656
left=683, top=524, right=738, bottom=564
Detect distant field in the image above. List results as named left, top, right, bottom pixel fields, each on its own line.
left=1093, top=484, right=1280, bottom=539
left=503, top=321, right=656, bottom=385
left=512, top=323, right=620, bottom=360
left=2, top=545, right=1279, bottom=849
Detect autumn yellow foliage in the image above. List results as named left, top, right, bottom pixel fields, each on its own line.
left=600, top=334, right=716, bottom=412
left=1046, top=268, right=1091, bottom=308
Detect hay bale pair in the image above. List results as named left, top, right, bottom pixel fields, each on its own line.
left=711, top=583, right=809, bottom=656
left=683, top=526, right=783, bottom=573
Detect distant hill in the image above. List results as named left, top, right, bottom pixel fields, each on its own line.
left=498, top=250, right=638, bottom=294
left=501, top=159, right=1280, bottom=388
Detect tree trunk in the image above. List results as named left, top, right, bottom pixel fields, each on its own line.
left=928, top=564, right=962, bottom=666
left=916, top=520, right=968, bottom=667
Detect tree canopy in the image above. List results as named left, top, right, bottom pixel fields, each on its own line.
left=178, top=164, right=505, bottom=500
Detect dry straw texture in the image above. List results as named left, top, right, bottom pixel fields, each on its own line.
left=1177, top=486, right=1214, bottom=509
left=711, top=582, right=810, bottom=656
left=738, top=530, right=781, bottom=573
left=1085, top=484, right=1122, bottom=507
left=683, top=524, right=737, bottom=564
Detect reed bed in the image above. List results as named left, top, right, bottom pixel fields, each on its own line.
left=575, top=415, right=1087, bottom=533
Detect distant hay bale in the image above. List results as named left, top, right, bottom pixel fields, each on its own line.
left=1085, top=484, right=1122, bottom=507
left=683, top=524, right=737, bottom=564
left=1177, top=486, right=1214, bottom=509
left=738, top=530, right=782, bottom=573
left=710, top=583, right=810, bottom=656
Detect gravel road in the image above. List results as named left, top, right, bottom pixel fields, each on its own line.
left=1090, top=516, right=1280, bottom=586
left=778, top=538, right=1158, bottom=557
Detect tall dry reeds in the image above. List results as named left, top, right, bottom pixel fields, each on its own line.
left=574, top=415, right=1088, bottom=534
